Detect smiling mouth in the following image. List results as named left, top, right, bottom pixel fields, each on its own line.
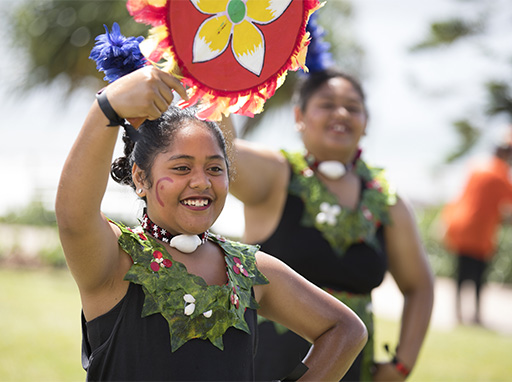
left=331, top=124, right=348, bottom=133
left=181, top=198, right=211, bottom=207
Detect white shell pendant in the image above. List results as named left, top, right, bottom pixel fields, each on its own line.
left=317, top=161, right=346, bottom=180
left=170, top=234, right=202, bottom=253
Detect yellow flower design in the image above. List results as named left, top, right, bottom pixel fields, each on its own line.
left=191, top=0, right=293, bottom=76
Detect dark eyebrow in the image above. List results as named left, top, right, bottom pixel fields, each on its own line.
left=167, top=154, right=226, bottom=162
left=207, top=154, right=226, bottom=162
left=167, top=154, right=194, bottom=162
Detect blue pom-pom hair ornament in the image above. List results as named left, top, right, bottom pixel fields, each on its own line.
left=89, top=22, right=148, bottom=83
left=89, top=22, right=149, bottom=142
left=304, top=12, right=334, bottom=74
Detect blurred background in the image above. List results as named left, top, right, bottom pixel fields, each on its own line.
left=1, top=0, right=511, bottom=381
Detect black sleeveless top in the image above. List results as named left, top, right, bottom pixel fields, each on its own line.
left=260, top=183, right=387, bottom=294
left=82, top=282, right=258, bottom=381
left=254, top=166, right=390, bottom=381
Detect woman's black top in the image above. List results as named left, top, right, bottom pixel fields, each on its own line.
left=82, top=282, right=258, bottom=381
left=254, top=168, right=389, bottom=382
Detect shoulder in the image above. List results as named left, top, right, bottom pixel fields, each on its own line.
left=234, top=138, right=288, bottom=164
left=385, top=196, right=424, bottom=248
left=359, top=160, right=397, bottom=206
left=387, top=195, right=416, bottom=226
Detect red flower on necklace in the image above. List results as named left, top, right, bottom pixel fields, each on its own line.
left=366, top=179, right=383, bottom=192
left=150, top=250, right=172, bottom=272
left=232, top=257, right=249, bottom=276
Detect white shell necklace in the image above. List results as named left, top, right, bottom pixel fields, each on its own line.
left=305, top=152, right=359, bottom=180
left=316, top=161, right=347, bottom=179
left=141, top=212, right=208, bottom=253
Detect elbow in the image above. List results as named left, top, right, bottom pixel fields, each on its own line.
left=332, top=311, right=368, bottom=357
left=351, top=315, right=368, bottom=354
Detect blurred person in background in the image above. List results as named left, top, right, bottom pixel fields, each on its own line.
left=222, top=66, right=434, bottom=381
left=442, top=126, right=512, bottom=325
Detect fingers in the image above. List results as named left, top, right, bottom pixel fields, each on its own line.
left=159, top=71, right=189, bottom=101
left=105, top=66, right=189, bottom=121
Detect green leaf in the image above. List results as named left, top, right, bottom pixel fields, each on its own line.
left=110, top=220, right=268, bottom=352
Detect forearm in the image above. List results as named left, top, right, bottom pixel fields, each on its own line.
left=396, top=279, right=434, bottom=370
left=56, top=100, right=120, bottom=231
left=300, top=320, right=367, bottom=381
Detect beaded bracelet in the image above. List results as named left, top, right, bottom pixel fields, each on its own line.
left=384, top=344, right=411, bottom=378
left=392, top=356, right=411, bottom=378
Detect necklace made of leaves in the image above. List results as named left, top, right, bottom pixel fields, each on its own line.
left=284, top=150, right=396, bottom=256
left=141, top=212, right=208, bottom=253
left=111, top=218, right=269, bottom=352
left=305, top=149, right=362, bottom=180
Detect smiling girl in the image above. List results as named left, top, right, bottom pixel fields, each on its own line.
left=55, top=66, right=367, bottom=381
left=222, top=68, right=434, bottom=381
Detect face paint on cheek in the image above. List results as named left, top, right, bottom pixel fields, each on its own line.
left=155, top=177, right=174, bottom=207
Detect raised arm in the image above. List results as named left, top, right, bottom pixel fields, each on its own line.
left=254, top=252, right=368, bottom=381
left=374, top=197, right=434, bottom=381
left=55, top=66, right=188, bottom=297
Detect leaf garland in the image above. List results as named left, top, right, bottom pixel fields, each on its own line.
left=283, top=151, right=397, bottom=256
left=111, top=220, right=268, bottom=352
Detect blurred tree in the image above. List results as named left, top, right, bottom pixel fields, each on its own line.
left=6, top=0, right=148, bottom=93
left=486, top=81, right=512, bottom=117
left=410, top=4, right=512, bottom=161
left=410, top=18, right=482, bottom=51
left=444, top=119, right=481, bottom=163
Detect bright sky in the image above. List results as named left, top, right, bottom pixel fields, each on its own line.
left=1, top=0, right=510, bottom=237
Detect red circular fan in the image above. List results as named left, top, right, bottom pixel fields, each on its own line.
left=127, top=0, right=321, bottom=120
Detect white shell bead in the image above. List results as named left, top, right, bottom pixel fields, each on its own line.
left=317, top=161, right=346, bottom=180
left=171, top=234, right=202, bottom=253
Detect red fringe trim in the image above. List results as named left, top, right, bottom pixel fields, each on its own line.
left=126, top=1, right=167, bottom=25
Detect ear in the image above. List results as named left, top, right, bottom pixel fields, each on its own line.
left=294, top=106, right=305, bottom=133
left=132, top=163, right=147, bottom=197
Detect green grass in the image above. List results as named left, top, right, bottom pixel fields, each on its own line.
left=374, top=317, right=512, bottom=381
left=0, top=268, right=85, bottom=382
left=1, top=268, right=511, bottom=381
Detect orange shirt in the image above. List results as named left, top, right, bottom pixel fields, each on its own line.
left=443, top=157, right=512, bottom=259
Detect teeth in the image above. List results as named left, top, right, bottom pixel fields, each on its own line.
left=332, top=125, right=346, bottom=132
left=182, top=199, right=209, bottom=207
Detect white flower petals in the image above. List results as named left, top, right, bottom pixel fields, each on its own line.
left=184, top=303, right=196, bottom=316
left=203, top=310, right=213, bottom=318
left=316, top=202, right=341, bottom=226
left=183, top=294, right=196, bottom=316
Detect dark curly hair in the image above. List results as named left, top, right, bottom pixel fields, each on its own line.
left=110, top=106, right=230, bottom=196
left=294, top=68, right=368, bottom=117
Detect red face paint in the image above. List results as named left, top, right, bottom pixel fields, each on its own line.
left=155, top=177, right=174, bottom=207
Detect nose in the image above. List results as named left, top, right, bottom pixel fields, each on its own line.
left=189, top=169, right=212, bottom=191
left=333, top=105, right=350, bottom=118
